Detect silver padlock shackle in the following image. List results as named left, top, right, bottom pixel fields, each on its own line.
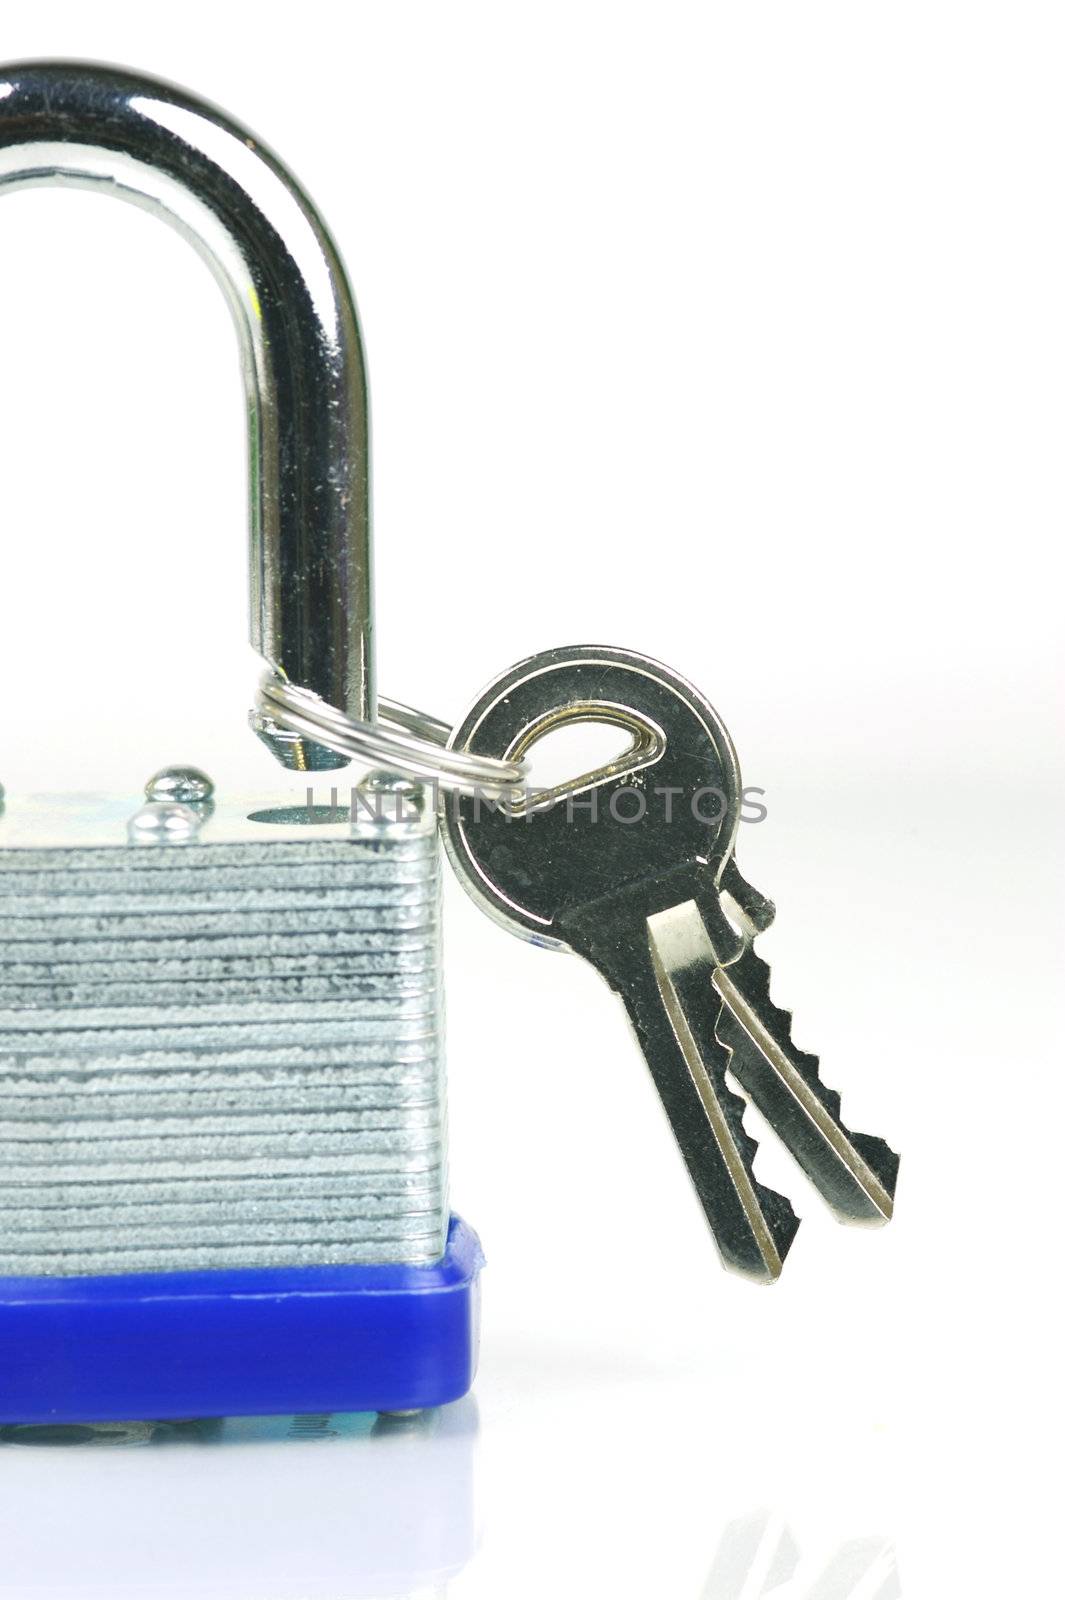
left=0, top=59, right=371, bottom=768
left=0, top=60, right=526, bottom=793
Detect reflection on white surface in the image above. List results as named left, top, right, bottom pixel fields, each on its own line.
left=0, top=1402, right=907, bottom=1600
left=700, top=1512, right=799, bottom=1597
left=0, top=1404, right=477, bottom=1598
left=700, top=1512, right=899, bottom=1599
left=0, top=1401, right=907, bottom=1600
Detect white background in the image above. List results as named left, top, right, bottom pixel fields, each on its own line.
left=0, top=5, right=1062, bottom=1596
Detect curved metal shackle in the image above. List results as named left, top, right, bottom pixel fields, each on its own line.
left=0, top=60, right=372, bottom=768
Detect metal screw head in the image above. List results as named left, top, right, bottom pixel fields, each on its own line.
left=128, top=801, right=203, bottom=846
left=353, top=770, right=427, bottom=832
left=145, top=766, right=215, bottom=806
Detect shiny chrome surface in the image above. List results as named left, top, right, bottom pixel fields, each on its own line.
left=0, top=60, right=373, bottom=756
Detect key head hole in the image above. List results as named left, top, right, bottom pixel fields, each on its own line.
left=505, top=701, right=665, bottom=812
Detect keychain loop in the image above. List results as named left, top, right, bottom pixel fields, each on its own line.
left=257, top=675, right=526, bottom=797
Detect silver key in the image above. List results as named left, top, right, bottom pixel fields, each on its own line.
left=444, top=645, right=898, bottom=1282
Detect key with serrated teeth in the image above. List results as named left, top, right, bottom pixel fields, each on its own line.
left=714, top=853, right=898, bottom=1224
left=713, top=939, right=898, bottom=1225
left=444, top=644, right=899, bottom=1282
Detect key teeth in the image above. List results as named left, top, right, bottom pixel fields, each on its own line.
left=716, top=940, right=900, bottom=1223
left=713, top=1058, right=801, bottom=1281
left=850, top=1130, right=901, bottom=1198
left=756, top=1188, right=801, bottom=1282
left=719, top=859, right=776, bottom=935
left=718, top=944, right=827, bottom=1101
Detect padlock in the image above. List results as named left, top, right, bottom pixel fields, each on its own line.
left=0, top=62, right=484, bottom=1424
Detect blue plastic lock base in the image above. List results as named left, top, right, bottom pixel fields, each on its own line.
left=0, top=1215, right=483, bottom=1425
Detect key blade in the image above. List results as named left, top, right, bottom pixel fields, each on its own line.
left=642, top=903, right=800, bottom=1282
left=714, top=945, right=899, bottom=1226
